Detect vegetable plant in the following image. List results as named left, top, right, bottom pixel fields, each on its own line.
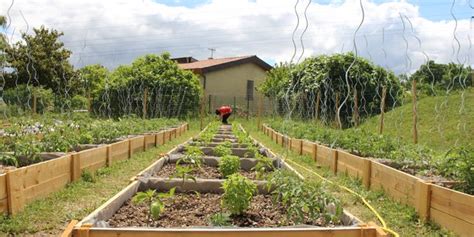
left=221, top=174, right=257, bottom=215
left=214, top=144, right=232, bottom=157
left=252, top=153, right=274, bottom=179
left=218, top=155, right=240, bottom=178
left=132, top=188, right=176, bottom=226
left=178, top=145, right=204, bottom=168
left=267, top=170, right=342, bottom=225
left=172, top=164, right=197, bottom=186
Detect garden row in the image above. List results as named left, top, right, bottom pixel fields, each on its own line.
left=68, top=123, right=387, bottom=237
left=0, top=114, right=180, bottom=170
left=0, top=123, right=189, bottom=215
left=262, top=124, right=473, bottom=237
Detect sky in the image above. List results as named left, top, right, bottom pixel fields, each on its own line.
left=1, top=0, right=473, bottom=74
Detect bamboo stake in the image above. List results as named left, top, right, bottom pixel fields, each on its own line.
left=143, top=88, right=148, bottom=119
left=353, top=89, right=359, bottom=127
left=335, top=92, right=341, bottom=129
left=32, top=93, right=37, bottom=115
left=315, top=90, right=321, bottom=120
left=379, top=86, right=387, bottom=134
left=412, top=80, right=418, bottom=144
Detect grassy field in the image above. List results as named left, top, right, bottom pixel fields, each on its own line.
left=0, top=121, right=199, bottom=236
left=359, top=89, right=473, bottom=152
left=240, top=119, right=455, bottom=237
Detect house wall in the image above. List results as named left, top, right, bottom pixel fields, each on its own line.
left=202, top=62, right=267, bottom=100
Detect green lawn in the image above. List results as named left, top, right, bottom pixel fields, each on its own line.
left=0, top=120, right=199, bottom=236
left=359, top=89, right=473, bottom=152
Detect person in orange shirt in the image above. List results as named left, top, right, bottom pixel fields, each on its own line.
left=215, top=105, right=233, bottom=124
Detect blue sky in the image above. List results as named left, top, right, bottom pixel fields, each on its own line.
left=155, top=0, right=473, bottom=21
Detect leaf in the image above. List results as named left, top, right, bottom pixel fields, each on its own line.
left=150, top=201, right=164, bottom=220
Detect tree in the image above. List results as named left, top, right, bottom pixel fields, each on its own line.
left=77, top=64, right=108, bottom=97
left=5, top=26, right=77, bottom=93
left=93, top=53, right=202, bottom=118
left=410, top=61, right=472, bottom=95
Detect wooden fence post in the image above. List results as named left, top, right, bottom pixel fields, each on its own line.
left=353, top=89, right=359, bottom=127
left=335, top=92, right=341, bottom=129
left=208, top=94, right=212, bottom=114
left=331, top=149, right=338, bottom=174
left=71, top=153, right=81, bottom=182
left=106, top=145, right=112, bottom=167
left=379, top=86, right=387, bottom=135
left=32, top=93, right=37, bottom=115
left=412, top=80, right=418, bottom=144
left=315, top=90, right=321, bottom=120
left=143, top=88, right=148, bottom=119
left=257, top=94, right=263, bottom=129
left=362, top=159, right=371, bottom=189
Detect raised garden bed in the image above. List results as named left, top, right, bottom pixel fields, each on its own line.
left=72, top=123, right=386, bottom=237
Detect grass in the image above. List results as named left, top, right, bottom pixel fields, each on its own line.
left=0, top=120, right=200, bottom=235
left=240, top=119, right=456, bottom=237
left=359, top=88, right=473, bottom=152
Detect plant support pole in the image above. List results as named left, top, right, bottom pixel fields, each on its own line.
left=32, top=93, right=37, bottom=115
left=379, top=86, right=387, bottom=134
left=412, top=80, right=418, bottom=144
left=335, top=92, right=341, bottom=129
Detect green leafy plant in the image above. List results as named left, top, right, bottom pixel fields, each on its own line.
left=209, top=212, right=232, bottom=226
left=0, top=153, right=18, bottom=167
left=172, top=164, right=197, bottom=186
left=218, top=155, right=240, bottom=178
left=214, top=144, right=232, bottom=157
left=267, top=170, right=342, bottom=225
left=221, top=174, right=257, bottom=215
left=81, top=170, right=97, bottom=183
left=178, top=145, right=204, bottom=169
left=438, top=147, right=474, bottom=194
left=132, top=188, right=176, bottom=226
left=252, top=153, right=274, bottom=179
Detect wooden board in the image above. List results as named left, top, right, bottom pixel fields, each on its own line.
left=171, top=128, right=177, bottom=139
left=370, top=162, right=420, bottom=206
left=144, top=134, right=156, bottom=149
left=78, top=146, right=108, bottom=173
left=290, top=139, right=302, bottom=155
left=109, top=140, right=130, bottom=163
left=302, top=141, right=317, bottom=160
left=83, top=227, right=379, bottom=237
left=7, top=155, right=72, bottom=214
left=130, top=136, right=145, bottom=155
left=316, top=145, right=336, bottom=172
left=164, top=130, right=172, bottom=143
left=276, top=133, right=283, bottom=145
left=156, top=132, right=165, bottom=145
left=0, top=174, right=7, bottom=214
left=430, top=184, right=474, bottom=233
left=337, top=150, right=365, bottom=178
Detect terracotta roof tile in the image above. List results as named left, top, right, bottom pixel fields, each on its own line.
left=178, top=56, right=253, bottom=70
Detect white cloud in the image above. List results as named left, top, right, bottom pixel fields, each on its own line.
left=1, top=0, right=472, bottom=73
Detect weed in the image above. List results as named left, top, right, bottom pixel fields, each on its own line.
left=81, top=170, right=97, bottom=183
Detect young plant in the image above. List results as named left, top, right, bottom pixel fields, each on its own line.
left=178, top=145, right=204, bottom=169
left=221, top=173, right=257, bottom=215
left=214, top=144, right=232, bottom=157
left=172, top=164, right=197, bottom=185
left=209, top=212, right=232, bottom=226
left=132, top=188, right=176, bottom=226
left=267, top=170, right=342, bottom=225
left=251, top=153, right=274, bottom=179
left=218, top=155, right=240, bottom=178
left=0, top=153, right=18, bottom=167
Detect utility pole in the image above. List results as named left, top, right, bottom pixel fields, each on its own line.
left=208, top=48, right=216, bottom=59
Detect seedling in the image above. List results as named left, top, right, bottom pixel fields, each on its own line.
left=221, top=173, right=257, bottom=215
left=178, top=145, right=203, bottom=169
left=209, top=212, right=232, bottom=226
left=172, top=163, right=197, bottom=186
left=132, top=188, right=176, bottom=226
left=218, top=155, right=240, bottom=178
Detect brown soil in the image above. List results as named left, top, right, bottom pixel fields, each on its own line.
left=107, top=193, right=329, bottom=228
left=155, top=163, right=261, bottom=180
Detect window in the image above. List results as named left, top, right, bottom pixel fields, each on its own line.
left=246, top=80, right=254, bottom=100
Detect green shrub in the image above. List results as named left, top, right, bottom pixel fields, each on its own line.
left=71, top=95, right=88, bottom=110
left=438, top=147, right=474, bottom=194
left=3, top=85, right=54, bottom=113
left=221, top=174, right=257, bottom=215
left=219, top=155, right=240, bottom=178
